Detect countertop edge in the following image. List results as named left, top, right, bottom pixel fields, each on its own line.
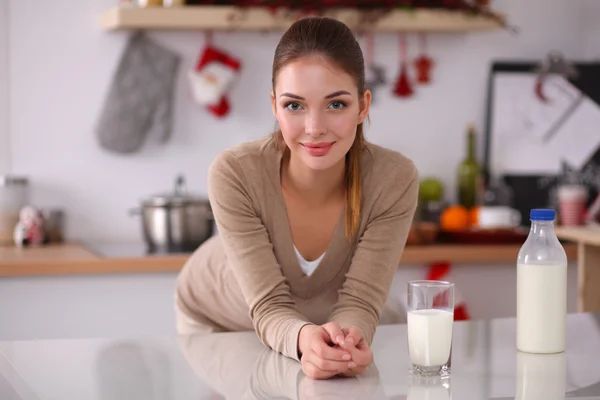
left=0, top=242, right=579, bottom=277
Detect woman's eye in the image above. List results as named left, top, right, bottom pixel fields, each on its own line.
left=329, top=101, right=347, bottom=110
left=284, top=102, right=303, bottom=111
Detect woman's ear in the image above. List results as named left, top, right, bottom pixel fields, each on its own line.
left=358, top=89, right=372, bottom=124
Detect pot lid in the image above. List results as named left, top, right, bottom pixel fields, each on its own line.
left=143, top=175, right=209, bottom=207
left=0, top=175, right=28, bottom=187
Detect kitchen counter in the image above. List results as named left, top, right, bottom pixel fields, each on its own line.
left=1, top=312, right=599, bottom=399
left=0, top=241, right=578, bottom=278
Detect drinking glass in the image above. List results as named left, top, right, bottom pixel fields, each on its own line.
left=407, top=280, right=455, bottom=377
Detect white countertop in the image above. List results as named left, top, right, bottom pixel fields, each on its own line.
left=0, top=313, right=599, bottom=399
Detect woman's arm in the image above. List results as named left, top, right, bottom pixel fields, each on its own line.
left=208, top=150, right=312, bottom=361
left=328, top=161, right=419, bottom=344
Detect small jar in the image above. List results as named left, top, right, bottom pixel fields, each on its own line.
left=0, top=176, right=29, bottom=245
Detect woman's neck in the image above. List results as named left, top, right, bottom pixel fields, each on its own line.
left=282, top=152, right=345, bottom=205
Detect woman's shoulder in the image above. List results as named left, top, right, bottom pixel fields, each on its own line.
left=210, top=135, right=278, bottom=169
left=208, top=136, right=280, bottom=189
left=214, top=136, right=277, bottom=162
left=362, top=141, right=418, bottom=180
left=359, top=142, right=419, bottom=213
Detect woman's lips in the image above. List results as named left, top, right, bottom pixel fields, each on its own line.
left=302, top=142, right=334, bottom=157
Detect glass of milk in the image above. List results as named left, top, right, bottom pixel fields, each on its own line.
left=407, top=280, right=455, bottom=378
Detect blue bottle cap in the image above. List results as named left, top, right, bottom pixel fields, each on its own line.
left=530, top=208, right=556, bottom=221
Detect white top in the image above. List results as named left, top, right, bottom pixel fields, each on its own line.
left=293, top=245, right=325, bottom=276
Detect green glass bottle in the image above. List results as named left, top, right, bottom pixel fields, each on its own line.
left=457, top=125, right=482, bottom=209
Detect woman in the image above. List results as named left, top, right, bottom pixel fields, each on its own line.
left=175, top=16, right=419, bottom=380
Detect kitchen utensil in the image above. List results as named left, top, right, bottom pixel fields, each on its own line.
left=0, top=175, right=29, bottom=246
left=131, top=175, right=214, bottom=254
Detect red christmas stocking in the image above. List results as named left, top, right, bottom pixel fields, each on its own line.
left=189, top=38, right=242, bottom=118
left=393, top=34, right=414, bottom=98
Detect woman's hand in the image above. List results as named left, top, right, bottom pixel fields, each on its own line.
left=338, top=326, right=373, bottom=377
left=298, top=323, right=354, bottom=380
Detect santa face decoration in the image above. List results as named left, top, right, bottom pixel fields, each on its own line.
left=189, top=61, right=238, bottom=105
left=189, top=44, right=242, bottom=118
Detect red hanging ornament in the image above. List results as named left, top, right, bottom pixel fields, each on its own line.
left=393, top=33, right=414, bottom=98
left=188, top=31, right=242, bottom=118
left=414, top=34, right=434, bottom=85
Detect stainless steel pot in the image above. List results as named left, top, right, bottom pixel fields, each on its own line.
left=131, top=175, right=214, bottom=254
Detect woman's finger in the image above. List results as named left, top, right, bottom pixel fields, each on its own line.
left=312, top=339, right=352, bottom=362
left=321, top=321, right=346, bottom=346
left=342, top=337, right=373, bottom=367
left=307, top=345, right=353, bottom=372
left=342, top=326, right=364, bottom=349
left=352, top=346, right=373, bottom=367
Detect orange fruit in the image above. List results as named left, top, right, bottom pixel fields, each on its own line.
left=440, top=205, right=470, bottom=231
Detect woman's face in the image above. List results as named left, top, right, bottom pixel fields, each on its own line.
left=271, top=58, right=370, bottom=171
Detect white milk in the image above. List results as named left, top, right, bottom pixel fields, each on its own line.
left=517, top=263, right=567, bottom=353
left=407, top=309, right=454, bottom=367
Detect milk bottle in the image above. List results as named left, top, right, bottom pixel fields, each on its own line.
left=516, top=209, right=568, bottom=354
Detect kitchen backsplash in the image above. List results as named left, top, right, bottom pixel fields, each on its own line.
left=1, top=0, right=598, bottom=242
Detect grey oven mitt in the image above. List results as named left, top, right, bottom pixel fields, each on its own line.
left=95, top=32, right=181, bottom=154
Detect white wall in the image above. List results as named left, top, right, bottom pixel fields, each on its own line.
left=583, top=1, right=600, bottom=59
left=0, top=0, right=8, bottom=174
left=4, top=0, right=591, bottom=243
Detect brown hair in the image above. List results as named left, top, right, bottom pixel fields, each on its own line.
left=271, top=16, right=366, bottom=240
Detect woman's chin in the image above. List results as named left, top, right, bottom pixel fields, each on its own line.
left=299, top=152, right=344, bottom=171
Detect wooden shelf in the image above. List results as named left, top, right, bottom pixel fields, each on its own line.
left=0, top=242, right=577, bottom=277
left=101, top=6, right=503, bottom=32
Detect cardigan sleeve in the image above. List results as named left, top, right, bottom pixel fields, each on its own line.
left=207, top=151, right=312, bottom=361
left=328, top=161, right=419, bottom=344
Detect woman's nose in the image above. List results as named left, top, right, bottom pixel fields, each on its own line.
left=305, top=112, right=326, bottom=137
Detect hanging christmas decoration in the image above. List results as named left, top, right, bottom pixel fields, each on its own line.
left=363, top=32, right=386, bottom=102
left=414, top=33, right=434, bottom=85
left=393, top=33, right=414, bottom=98
left=188, top=31, right=242, bottom=118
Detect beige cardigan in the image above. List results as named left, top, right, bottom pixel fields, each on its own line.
left=176, top=136, right=419, bottom=361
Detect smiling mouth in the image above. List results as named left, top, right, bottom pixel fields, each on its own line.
left=302, top=142, right=334, bottom=148
left=301, top=142, right=334, bottom=156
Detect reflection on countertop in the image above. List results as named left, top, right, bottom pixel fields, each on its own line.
left=0, top=313, right=599, bottom=399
